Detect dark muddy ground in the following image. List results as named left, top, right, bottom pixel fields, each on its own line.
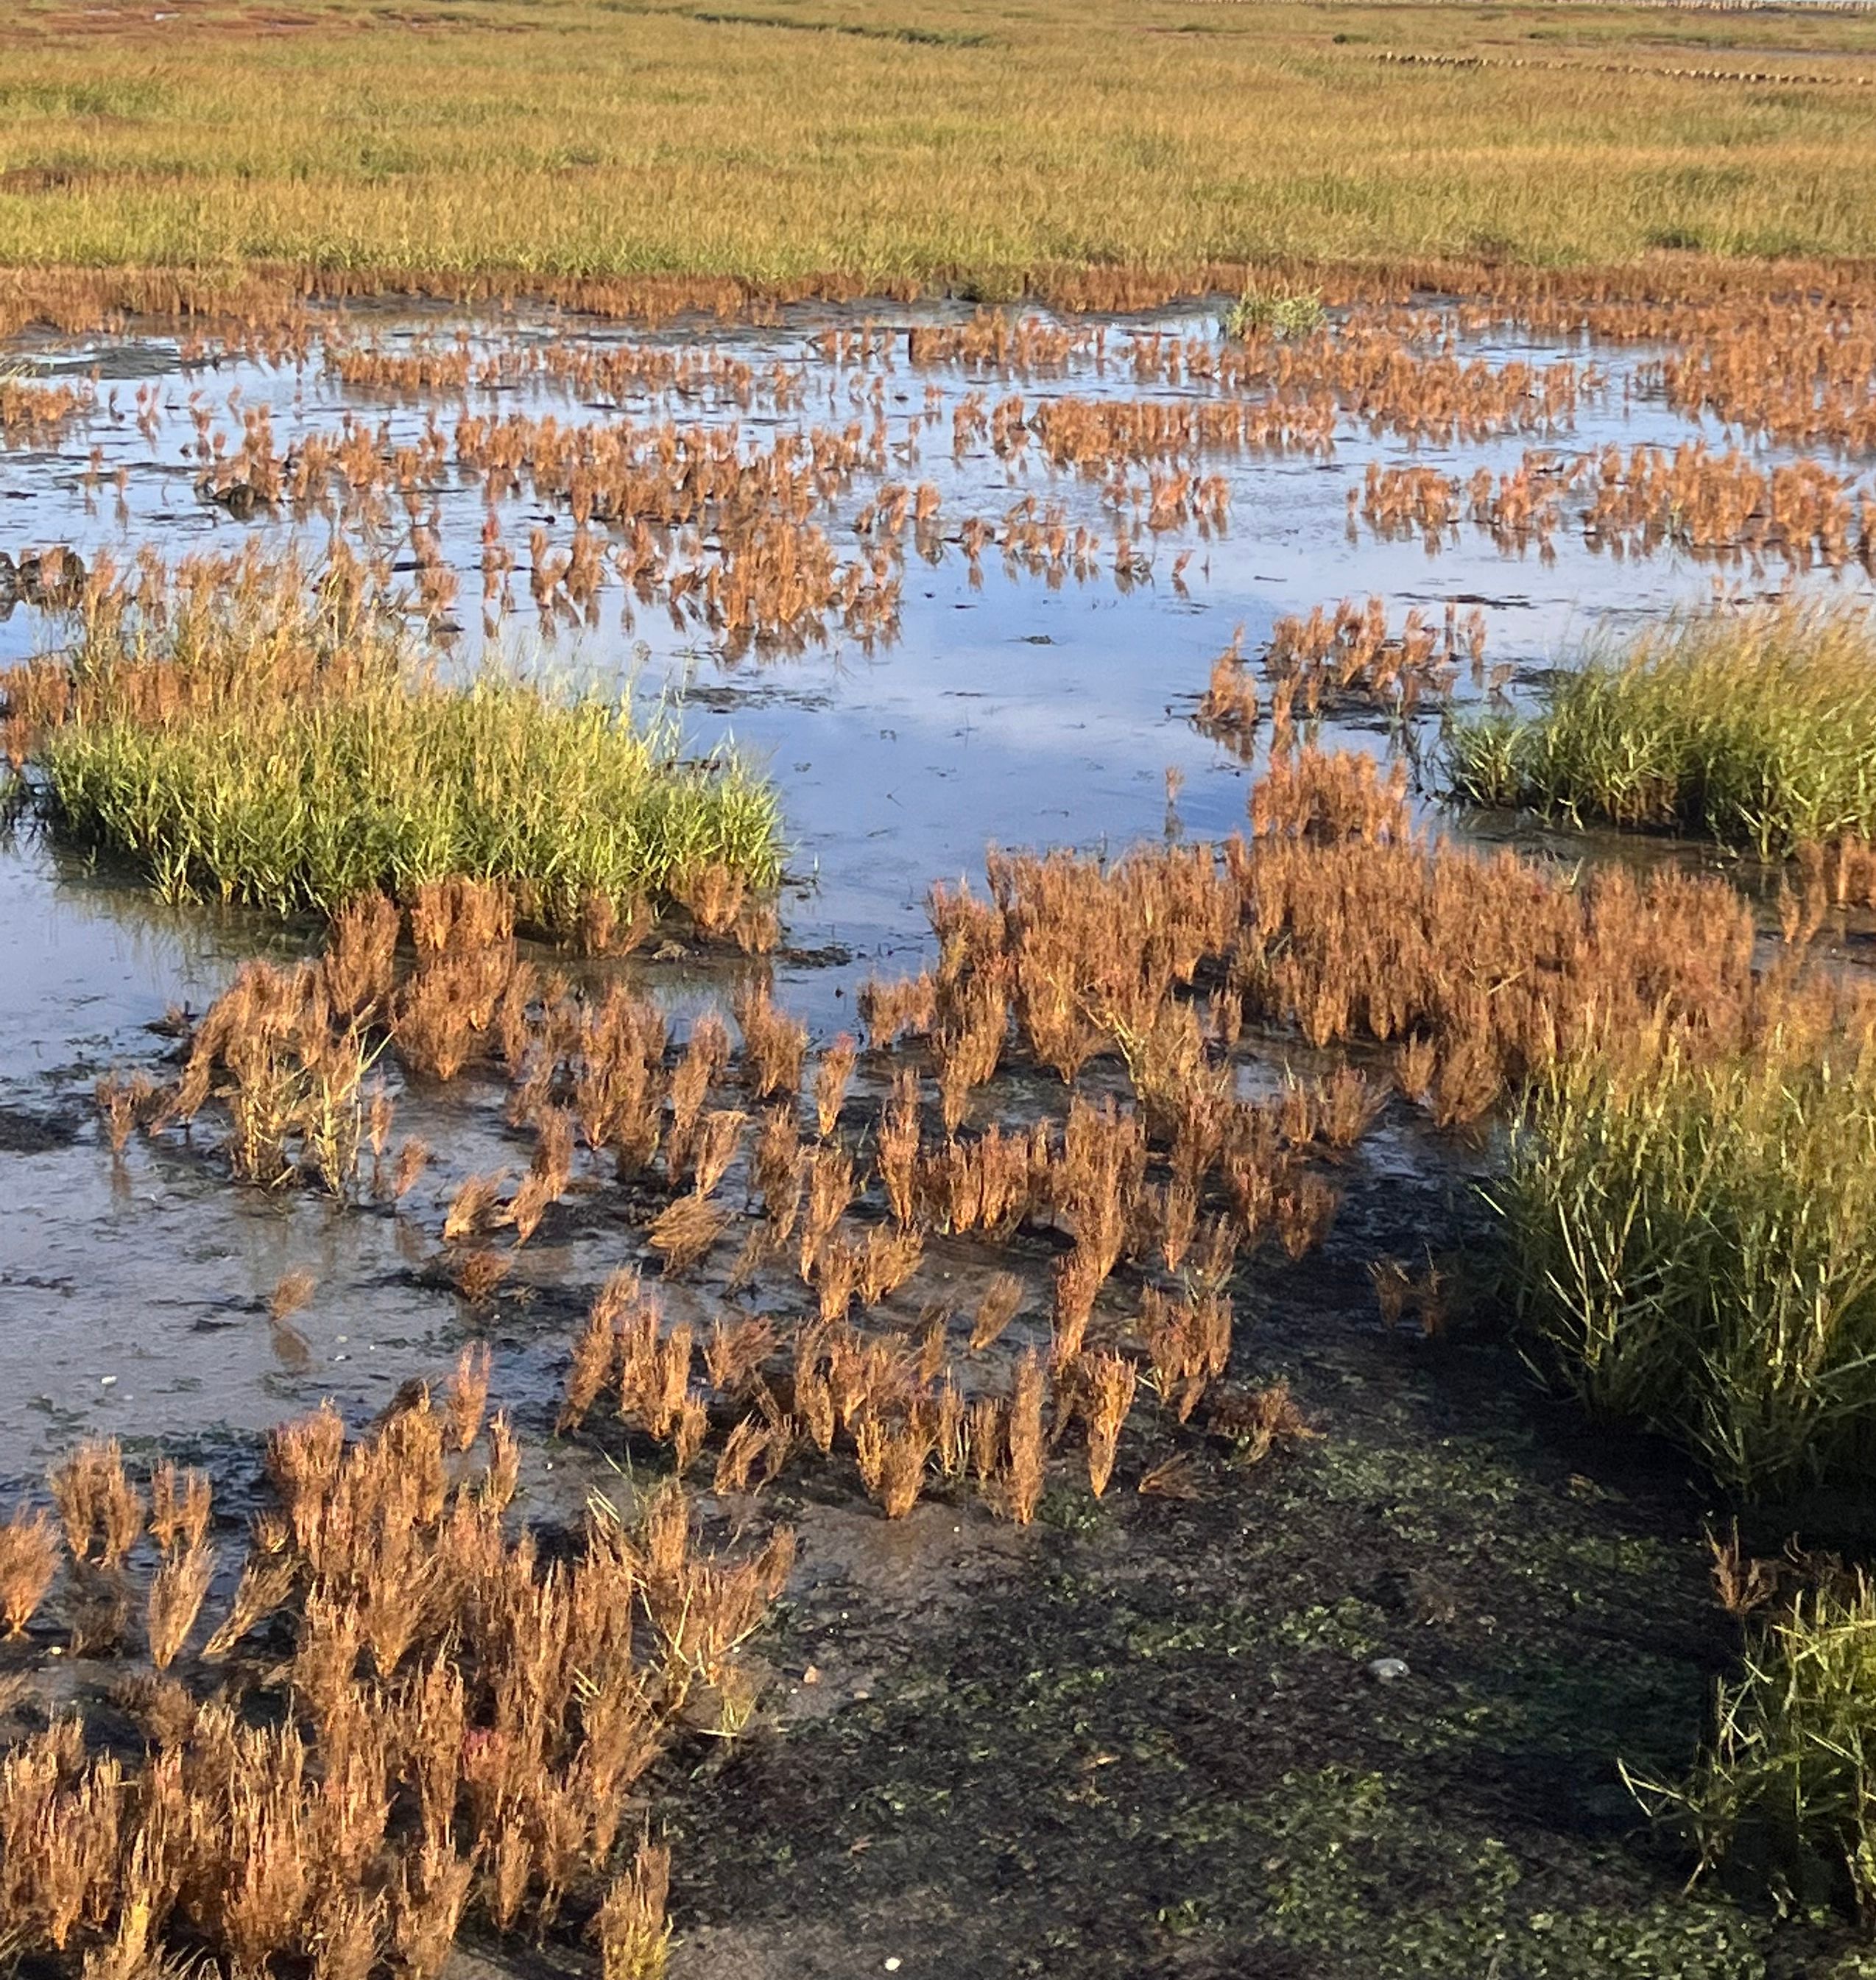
left=392, top=1113, right=1854, bottom=1980
left=638, top=1154, right=1844, bottom=1980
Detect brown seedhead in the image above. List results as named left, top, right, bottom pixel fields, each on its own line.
left=0, top=1508, right=58, bottom=1637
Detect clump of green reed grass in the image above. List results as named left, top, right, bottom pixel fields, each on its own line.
left=1496, top=1012, right=1876, bottom=1498
left=1220, top=286, right=1327, bottom=342
left=1447, top=605, right=1876, bottom=858
left=1635, top=1571, right=1876, bottom=1920
left=24, top=566, right=782, bottom=934
left=42, top=683, right=780, bottom=927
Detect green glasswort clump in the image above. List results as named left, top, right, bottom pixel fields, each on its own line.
left=1220, top=286, right=1327, bottom=342
left=1446, top=605, right=1876, bottom=857
left=1498, top=1015, right=1876, bottom=1498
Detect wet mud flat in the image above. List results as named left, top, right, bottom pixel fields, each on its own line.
left=1, top=295, right=1861, bottom=1473
left=378, top=1124, right=1810, bottom=1980
left=11, top=1088, right=1803, bottom=1979
left=663, top=1222, right=1765, bottom=1980
left=2, top=296, right=1875, bottom=1979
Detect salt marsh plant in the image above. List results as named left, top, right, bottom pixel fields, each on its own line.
left=1498, top=1008, right=1876, bottom=1498
left=7, top=554, right=781, bottom=938
left=0, top=1375, right=788, bottom=1980
left=0, top=1509, right=57, bottom=1638
left=1640, top=1570, right=1876, bottom=1920
left=1447, top=605, right=1876, bottom=858
left=107, top=747, right=1777, bottom=1552
left=1220, top=287, right=1327, bottom=342
left=0, top=373, right=90, bottom=443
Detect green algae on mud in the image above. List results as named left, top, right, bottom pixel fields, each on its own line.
left=651, top=1156, right=1853, bottom=1979
left=659, top=1383, right=1788, bottom=1979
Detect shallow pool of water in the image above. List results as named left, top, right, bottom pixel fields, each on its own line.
left=1, top=297, right=1868, bottom=1482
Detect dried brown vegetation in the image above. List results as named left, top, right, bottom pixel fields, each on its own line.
left=105, top=731, right=1800, bottom=1575
left=1363, top=443, right=1874, bottom=571
left=1263, top=597, right=1475, bottom=719
left=0, top=1510, right=58, bottom=1639
left=0, top=1387, right=786, bottom=1980
left=0, top=376, right=91, bottom=444
left=1194, top=628, right=1260, bottom=755
left=895, top=753, right=1769, bottom=1130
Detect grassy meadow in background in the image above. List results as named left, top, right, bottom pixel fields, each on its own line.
left=4, top=0, right=1876, bottom=286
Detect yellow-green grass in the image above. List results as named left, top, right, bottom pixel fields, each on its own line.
left=3, top=0, right=1876, bottom=292
left=1641, top=1571, right=1876, bottom=1919
left=1447, top=606, right=1876, bottom=858
left=18, top=574, right=782, bottom=931
left=1497, top=1014, right=1876, bottom=1499
left=43, top=685, right=783, bottom=928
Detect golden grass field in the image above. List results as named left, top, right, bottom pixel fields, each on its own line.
left=6, top=0, right=1876, bottom=290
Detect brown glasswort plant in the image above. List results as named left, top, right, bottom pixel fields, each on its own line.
left=108, top=728, right=1774, bottom=1582
left=0, top=1509, right=58, bottom=1639
left=94, top=751, right=1454, bottom=1561
left=0, top=1375, right=789, bottom=1980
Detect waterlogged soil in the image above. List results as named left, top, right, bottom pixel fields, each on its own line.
left=671, top=1382, right=1758, bottom=1980
left=643, top=1151, right=1862, bottom=1980
left=3, top=300, right=1875, bottom=1976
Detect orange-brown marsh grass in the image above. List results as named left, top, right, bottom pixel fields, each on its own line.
left=0, top=1378, right=787, bottom=1980
left=0, top=1375, right=790, bottom=1980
